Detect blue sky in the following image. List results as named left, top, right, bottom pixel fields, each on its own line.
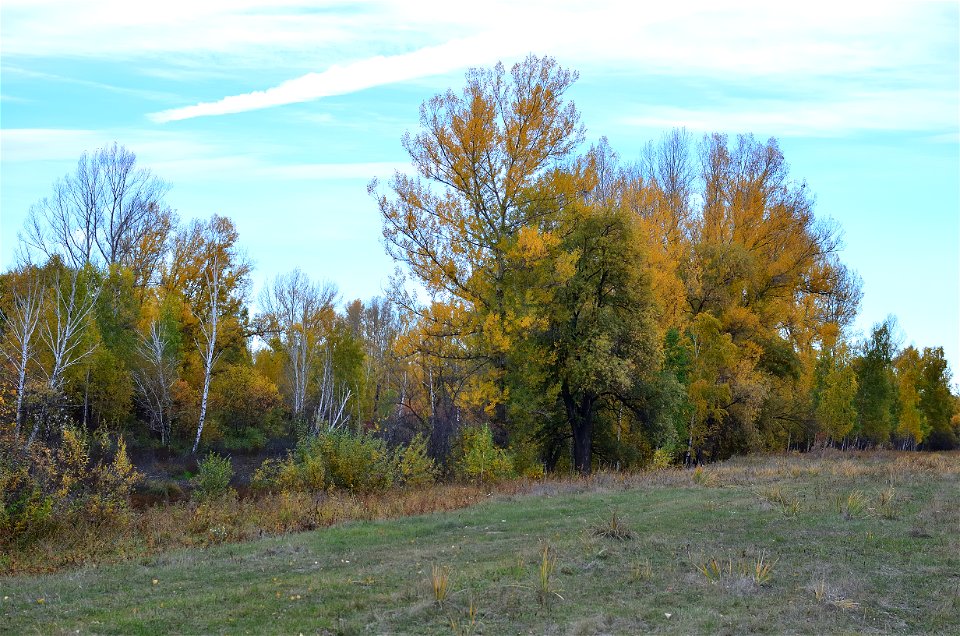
left=2, top=1, right=958, bottom=375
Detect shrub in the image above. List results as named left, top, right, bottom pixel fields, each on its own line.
left=222, top=426, right=268, bottom=452
left=0, top=426, right=141, bottom=547
left=193, top=453, right=234, bottom=500
left=456, top=425, right=515, bottom=484
left=318, top=431, right=394, bottom=492
left=510, top=440, right=546, bottom=479
left=258, top=431, right=396, bottom=494
left=651, top=447, right=676, bottom=469
left=394, top=434, right=436, bottom=488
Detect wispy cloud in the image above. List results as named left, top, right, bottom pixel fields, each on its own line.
left=127, top=1, right=956, bottom=124
left=622, top=89, right=960, bottom=137
left=148, top=34, right=518, bottom=122
left=0, top=128, right=105, bottom=161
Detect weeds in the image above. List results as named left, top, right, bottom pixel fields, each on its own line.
left=877, top=486, right=898, bottom=519
left=537, top=544, right=562, bottom=604
left=692, top=465, right=718, bottom=487
left=695, top=552, right=777, bottom=586
left=811, top=578, right=860, bottom=611
left=631, top=558, right=653, bottom=582
left=592, top=508, right=634, bottom=540
left=814, top=578, right=828, bottom=602
left=757, top=485, right=801, bottom=517
left=750, top=551, right=777, bottom=585
left=430, top=564, right=449, bottom=605
left=838, top=490, right=868, bottom=519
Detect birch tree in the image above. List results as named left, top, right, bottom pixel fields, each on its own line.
left=26, top=266, right=101, bottom=446
left=313, top=347, right=352, bottom=433
left=259, top=270, right=336, bottom=422
left=0, top=270, right=44, bottom=438
left=133, top=318, right=178, bottom=446
left=193, top=254, right=224, bottom=454
left=21, top=143, right=174, bottom=289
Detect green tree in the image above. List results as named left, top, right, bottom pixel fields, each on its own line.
left=815, top=344, right=858, bottom=443
left=893, top=346, right=927, bottom=448
left=853, top=319, right=898, bottom=445
left=917, top=347, right=957, bottom=449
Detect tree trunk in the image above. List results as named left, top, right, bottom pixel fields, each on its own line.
left=193, top=367, right=211, bottom=454
left=562, top=382, right=594, bottom=475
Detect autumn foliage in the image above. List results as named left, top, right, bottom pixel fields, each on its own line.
left=0, top=55, right=957, bottom=536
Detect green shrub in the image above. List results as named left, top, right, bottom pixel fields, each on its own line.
left=193, top=453, right=233, bottom=500
left=317, top=431, right=394, bottom=492
left=651, top=447, right=676, bottom=469
left=257, top=431, right=397, bottom=494
left=395, top=434, right=436, bottom=488
left=222, top=427, right=268, bottom=452
left=456, top=425, right=515, bottom=484
left=509, top=440, right=545, bottom=479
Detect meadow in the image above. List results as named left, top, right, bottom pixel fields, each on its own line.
left=3, top=451, right=958, bottom=634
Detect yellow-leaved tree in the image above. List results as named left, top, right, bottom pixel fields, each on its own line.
left=371, top=55, right=584, bottom=431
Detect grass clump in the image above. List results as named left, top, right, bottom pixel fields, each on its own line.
left=537, top=543, right=562, bottom=605
left=592, top=507, right=634, bottom=540
left=430, top=563, right=450, bottom=605
left=694, top=551, right=778, bottom=586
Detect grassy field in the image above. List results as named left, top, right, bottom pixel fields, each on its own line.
left=3, top=452, right=959, bottom=634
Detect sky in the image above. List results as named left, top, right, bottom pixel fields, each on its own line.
left=1, top=0, right=958, bottom=376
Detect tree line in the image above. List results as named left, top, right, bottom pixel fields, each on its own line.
left=2, top=56, right=958, bottom=475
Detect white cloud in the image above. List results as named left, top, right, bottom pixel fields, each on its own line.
left=148, top=34, right=519, bottom=122
left=110, top=1, right=955, bottom=123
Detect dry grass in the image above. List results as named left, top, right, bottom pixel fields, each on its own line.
left=5, top=450, right=957, bottom=578
left=592, top=508, right=634, bottom=540
left=3, top=481, right=529, bottom=575
left=430, top=564, right=450, bottom=604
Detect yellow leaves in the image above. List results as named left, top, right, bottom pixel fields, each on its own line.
left=511, top=227, right=558, bottom=264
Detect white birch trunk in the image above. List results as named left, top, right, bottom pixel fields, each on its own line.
left=193, top=257, right=222, bottom=454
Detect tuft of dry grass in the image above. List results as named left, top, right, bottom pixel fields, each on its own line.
left=592, top=508, right=634, bottom=540
left=537, top=543, right=562, bottom=605
left=430, top=564, right=449, bottom=605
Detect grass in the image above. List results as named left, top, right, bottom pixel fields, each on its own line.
left=2, top=451, right=959, bottom=634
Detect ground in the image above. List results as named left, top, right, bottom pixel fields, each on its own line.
left=3, top=452, right=959, bottom=634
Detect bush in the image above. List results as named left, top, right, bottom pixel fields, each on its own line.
left=0, top=426, right=141, bottom=547
left=395, top=434, right=436, bottom=488
left=222, top=426, right=268, bottom=453
left=455, top=425, right=515, bottom=484
left=254, top=431, right=398, bottom=494
left=509, top=440, right=545, bottom=480
left=193, top=453, right=233, bottom=500
left=651, top=447, right=676, bottom=469
left=318, top=431, right=394, bottom=492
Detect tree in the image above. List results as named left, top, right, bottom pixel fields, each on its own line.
left=25, top=263, right=101, bottom=446
left=193, top=253, right=224, bottom=454
left=815, top=344, right=859, bottom=444
left=372, top=54, right=583, bottom=428
left=0, top=268, right=44, bottom=438
left=544, top=196, right=661, bottom=473
left=917, top=346, right=957, bottom=449
left=854, top=318, right=899, bottom=445
left=133, top=318, right=179, bottom=446
left=21, top=143, right=174, bottom=290
left=259, top=269, right=337, bottom=422
left=893, top=346, right=927, bottom=448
